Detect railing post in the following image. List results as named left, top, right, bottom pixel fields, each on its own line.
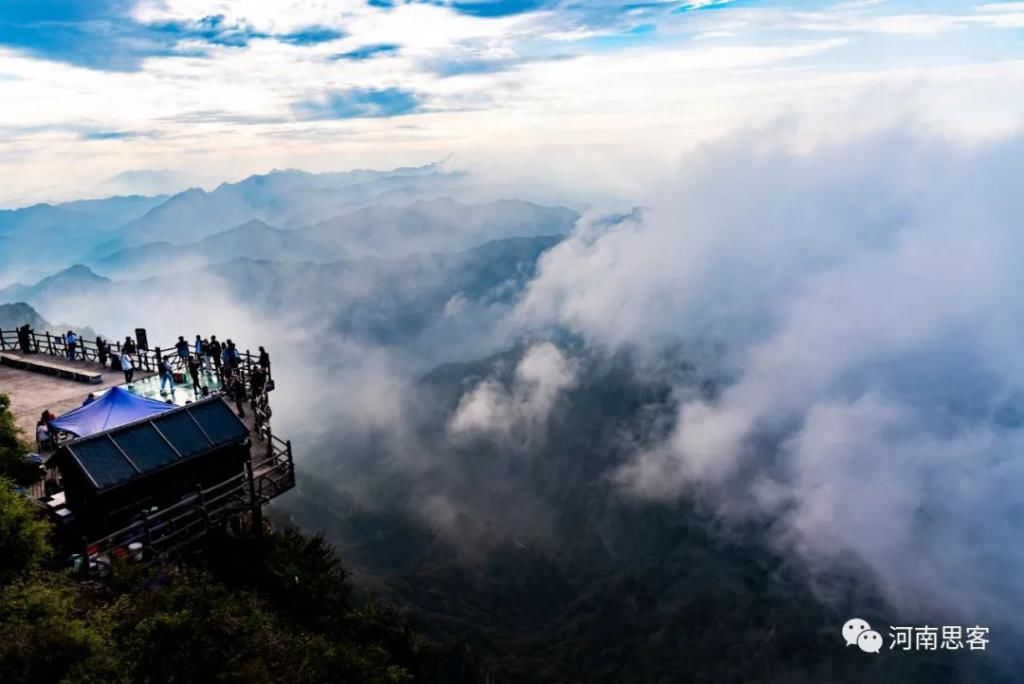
left=245, top=457, right=263, bottom=538
left=45, top=332, right=53, bottom=355
left=195, top=483, right=209, bottom=528
left=79, top=535, right=90, bottom=576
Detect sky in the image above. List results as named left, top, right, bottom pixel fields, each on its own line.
left=2, top=0, right=1024, bottom=205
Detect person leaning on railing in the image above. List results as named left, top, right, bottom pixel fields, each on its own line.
left=97, top=337, right=109, bottom=367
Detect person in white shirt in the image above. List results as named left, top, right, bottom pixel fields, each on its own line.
left=36, top=421, right=50, bottom=450
left=121, top=353, right=135, bottom=384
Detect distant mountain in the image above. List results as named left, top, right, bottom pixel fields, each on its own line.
left=89, top=198, right=576, bottom=279
left=85, top=165, right=469, bottom=257
left=202, top=235, right=563, bottom=345
left=89, top=219, right=341, bottom=279
left=0, top=265, right=111, bottom=313
left=0, top=302, right=49, bottom=331
left=0, top=301, right=98, bottom=340
left=302, top=197, right=579, bottom=260
left=95, top=169, right=197, bottom=197
left=0, top=194, right=167, bottom=277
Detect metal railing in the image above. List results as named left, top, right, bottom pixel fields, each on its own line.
left=0, top=326, right=270, bottom=388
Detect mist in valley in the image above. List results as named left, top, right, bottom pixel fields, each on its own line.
left=2, top=128, right=1022, bottom=682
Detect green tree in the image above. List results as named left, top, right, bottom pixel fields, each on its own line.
left=0, top=394, right=39, bottom=486
left=0, top=479, right=52, bottom=585
left=0, top=575, right=120, bottom=684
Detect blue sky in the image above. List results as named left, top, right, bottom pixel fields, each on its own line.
left=1, top=0, right=1023, bottom=204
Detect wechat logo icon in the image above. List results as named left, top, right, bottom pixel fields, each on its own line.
left=843, top=618, right=882, bottom=654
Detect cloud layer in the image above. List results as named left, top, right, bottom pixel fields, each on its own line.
left=4, top=0, right=1024, bottom=205
left=519, top=127, right=1024, bottom=630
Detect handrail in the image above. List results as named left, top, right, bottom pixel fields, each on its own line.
left=0, top=326, right=270, bottom=392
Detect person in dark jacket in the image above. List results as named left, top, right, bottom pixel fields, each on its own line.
left=17, top=325, right=32, bottom=354
left=208, top=336, right=222, bottom=375
left=122, top=336, right=137, bottom=356
left=175, top=335, right=190, bottom=365
left=158, top=355, right=175, bottom=395
left=187, top=355, right=201, bottom=392
left=258, top=346, right=271, bottom=379
left=96, top=337, right=109, bottom=366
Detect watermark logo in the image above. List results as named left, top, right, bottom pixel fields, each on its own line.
left=843, top=619, right=990, bottom=653
left=842, top=618, right=872, bottom=648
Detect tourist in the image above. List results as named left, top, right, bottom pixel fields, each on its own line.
left=209, top=336, right=222, bottom=374
left=201, top=338, right=211, bottom=371
left=230, top=371, right=246, bottom=418
left=41, top=409, right=55, bottom=423
left=83, top=393, right=96, bottom=406
left=121, top=352, right=135, bottom=385
left=250, top=365, right=267, bottom=412
left=36, top=421, right=51, bottom=450
left=187, top=355, right=201, bottom=391
left=258, top=346, right=271, bottom=379
left=17, top=324, right=32, bottom=354
left=222, top=339, right=240, bottom=371
left=159, top=355, right=175, bottom=394
left=97, top=337, right=109, bottom=366
left=175, top=335, right=190, bottom=365
left=194, top=335, right=205, bottom=368
left=66, top=330, right=78, bottom=360
left=122, top=336, right=137, bottom=356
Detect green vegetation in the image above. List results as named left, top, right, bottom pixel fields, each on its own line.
left=0, top=394, right=41, bottom=487
left=0, top=394, right=480, bottom=683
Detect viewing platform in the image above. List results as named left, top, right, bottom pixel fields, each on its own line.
left=0, top=324, right=294, bottom=577
left=0, top=350, right=156, bottom=439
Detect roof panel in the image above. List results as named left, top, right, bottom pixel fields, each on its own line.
left=189, top=400, right=249, bottom=444
left=70, top=437, right=137, bottom=490
left=156, top=411, right=213, bottom=458
left=58, top=397, right=248, bottom=493
left=112, top=423, right=179, bottom=472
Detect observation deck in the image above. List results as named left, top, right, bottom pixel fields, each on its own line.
left=0, top=325, right=295, bottom=575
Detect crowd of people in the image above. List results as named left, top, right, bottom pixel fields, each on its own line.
left=18, top=327, right=274, bottom=444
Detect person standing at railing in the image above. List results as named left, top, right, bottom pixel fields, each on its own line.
left=222, top=339, right=241, bottom=372
left=17, top=324, right=33, bottom=354
left=66, top=330, right=78, bottom=361
left=97, top=337, right=109, bottom=367
left=175, top=336, right=190, bottom=367
left=194, top=335, right=207, bottom=370
left=229, top=369, right=246, bottom=418
left=122, top=336, right=136, bottom=356
left=258, top=346, right=271, bottom=380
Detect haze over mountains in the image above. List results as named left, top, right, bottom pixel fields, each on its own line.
left=2, top=147, right=1021, bottom=683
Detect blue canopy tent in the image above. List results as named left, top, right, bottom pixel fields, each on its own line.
left=49, top=386, right=174, bottom=438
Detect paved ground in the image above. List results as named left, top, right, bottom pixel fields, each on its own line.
left=0, top=352, right=156, bottom=440
left=1, top=350, right=255, bottom=449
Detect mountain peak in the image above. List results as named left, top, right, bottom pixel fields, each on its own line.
left=39, top=264, right=109, bottom=286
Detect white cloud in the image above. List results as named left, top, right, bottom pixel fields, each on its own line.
left=520, top=127, right=1024, bottom=629
left=448, top=342, right=577, bottom=444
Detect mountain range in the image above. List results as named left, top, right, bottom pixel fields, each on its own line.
left=87, top=198, right=577, bottom=279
